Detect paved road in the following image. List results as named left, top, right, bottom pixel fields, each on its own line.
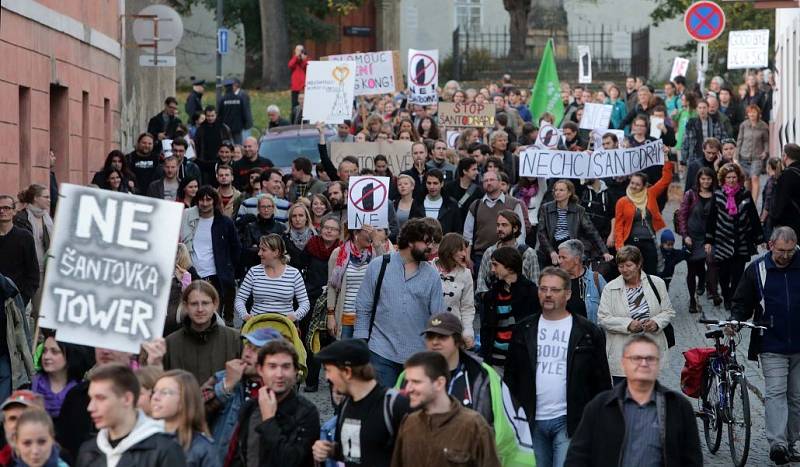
left=303, top=180, right=796, bottom=466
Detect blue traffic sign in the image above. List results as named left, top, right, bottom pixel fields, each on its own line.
left=217, top=28, right=229, bottom=55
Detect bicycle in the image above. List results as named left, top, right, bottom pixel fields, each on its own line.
left=696, top=319, right=767, bottom=467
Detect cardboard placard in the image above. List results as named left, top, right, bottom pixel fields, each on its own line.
left=438, top=102, right=496, bottom=128
left=38, top=184, right=182, bottom=353
left=330, top=141, right=413, bottom=176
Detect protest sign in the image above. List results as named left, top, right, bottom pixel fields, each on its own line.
left=727, top=30, right=769, bottom=69
left=669, top=57, right=690, bottom=81
left=446, top=130, right=460, bottom=149
left=408, top=49, right=438, bottom=105
left=535, top=123, right=563, bottom=149
left=326, top=50, right=402, bottom=96
left=38, top=184, right=183, bottom=354
left=438, top=102, right=496, bottom=128
left=520, top=139, right=664, bottom=179
left=330, top=141, right=413, bottom=175
left=579, top=103, right=612, bottom=130
left=578, top=46, right=592, bottom=84
left=348, top=176, right=390, bottom=229
left=303, top=61, right=356, bottom=124
left=650, top=116, right=665, bottom=139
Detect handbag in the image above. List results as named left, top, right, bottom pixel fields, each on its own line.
left=645, top=274, right=676, bottom=348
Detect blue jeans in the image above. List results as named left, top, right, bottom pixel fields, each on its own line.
left=341, top=325, right=354, bottom=339
left=532, top=415, right=570, bottom=467
left=370, top=351, right=404, bottom=388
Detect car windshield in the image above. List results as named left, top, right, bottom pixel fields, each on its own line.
left=258, top=132, right=321, bottom=167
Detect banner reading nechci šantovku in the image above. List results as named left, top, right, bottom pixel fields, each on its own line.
left=520, top=139, right=664, bottom=179
left=38, top=184, right=183, bottom=354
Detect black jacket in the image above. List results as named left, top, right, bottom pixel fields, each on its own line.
left=231, top=391, right=319, bottom=467
left=480, top=276, right=539, bottom=360
left=57, top=381, right=93, bottom=462
left=185, top=90, right=203, bottom=118
left=238, top=215, right=286, bottom=272
left=393, top=199, right=425, bottom=222
left=75, top=430, right=186, bottom=467
left=194, top=121, right=232, bottom=182
left=422, top=196, right=463, bottom=235
left=537, top=201, right=608, bottom=256
left=770, top=162, right=800, bottom=236
left=146, top=112, right=182, bottom=155
left=565, top=381, right=703, bottom=467
left=503, top=312, right=611, bottom=436
left=0, top=226, right=39, bottom=303
left=217, top=90, right=253, bottom=134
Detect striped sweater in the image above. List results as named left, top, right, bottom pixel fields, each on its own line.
left=704, top=188, right=763, bottom=261
left=235, top=264, right=310, bottom=319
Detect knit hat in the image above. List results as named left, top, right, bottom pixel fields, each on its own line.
left=660, top=229, right=676, bottom=243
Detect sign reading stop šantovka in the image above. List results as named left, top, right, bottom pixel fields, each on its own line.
left=438, top=102, right=496, bottom=128
left=684, top=1, right=726, bottom=42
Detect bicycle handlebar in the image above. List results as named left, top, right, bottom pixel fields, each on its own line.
left=698, top=319, right=768, bottom=330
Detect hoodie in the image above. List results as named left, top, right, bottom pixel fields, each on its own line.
left=96, top=412, right=164, bottom=467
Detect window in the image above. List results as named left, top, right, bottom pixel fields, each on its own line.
left=455, top=0, right=482, bottom=32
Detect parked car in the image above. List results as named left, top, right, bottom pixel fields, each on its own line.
left=258, top=125, right=335, bottom=174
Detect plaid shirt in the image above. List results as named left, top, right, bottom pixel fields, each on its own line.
left=681, top=116, right=727, bottom=164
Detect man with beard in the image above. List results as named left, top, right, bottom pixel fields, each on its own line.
left=125, top=133, right=160, bottom=195
left=390, top=352, right=500, bottom=467
left=354, top=219, right=445, bottom=388
left=215, top=165, right=240, bottom=218
left=203, top=328, right=283, bottom=464
left=326, top=181, right=348, bottom=226
left=476, top=210, right=539, bottom=296
left=227, top=340, right=319, bottom=467
left=232, top=137, right=272, bottom=190
left=195, top=106, right=232, bottom=185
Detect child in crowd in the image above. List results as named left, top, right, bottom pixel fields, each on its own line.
left=658, top=229, right=689, bottom=289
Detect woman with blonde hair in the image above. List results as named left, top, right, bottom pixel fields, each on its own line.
left=283, top=202, right=315, bottom=270
left=167, top=243, right=199, bottom=335
left=134, top=365, right=164, bottom=417
left=432, top=233, right=476, bottom=347
left=393, top=174, right=424, bottom=229
left=150, top=369, right=218, bottom=467
left=235, top=234, right=310, bottom=322
left=15, top=183, right=53, bottom=317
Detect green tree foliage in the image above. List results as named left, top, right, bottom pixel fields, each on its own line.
left=650, top=0, right=774, bottom=82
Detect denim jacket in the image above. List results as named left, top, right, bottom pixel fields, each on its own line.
left=209, top=369, right=249, bottom=464
left=580, top=266, right=606, bottom=324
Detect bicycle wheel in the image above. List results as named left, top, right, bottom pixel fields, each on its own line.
left=728, top=374, right=751, bottom=467
left=701, top=369, right=723, bottom=453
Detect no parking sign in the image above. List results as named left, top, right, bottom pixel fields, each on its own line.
left=347, top=176, right=390, bottom=229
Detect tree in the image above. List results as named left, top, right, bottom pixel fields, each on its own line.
left=650, top=0, right=774, bottom=82
left=503, top=0, right=531, bottom=59
left=170, top=0, right=362, bottom=88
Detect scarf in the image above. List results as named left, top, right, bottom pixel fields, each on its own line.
left=517, top=184, right=538, bottom=209
left=723, top=184, right=740, bottom=216
left=305, top=235, right=340, bottom=261
left=26, top=206, right=53, bottom=269
left=289, top=227, right=315, bottom=250
left=626, top=186, right=649, bottom=219
left=329, top=240, right=374, bottom=291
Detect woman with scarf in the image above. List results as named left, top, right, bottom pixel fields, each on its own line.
left=283, top=203, right=316, bottom=271
left=613, top=160, right=674, bottom=275
left=15, top=184, right=53, bottom=319
left=704, top=163, right=763, bottom=311
left=326, top=224, right=392, bottom=340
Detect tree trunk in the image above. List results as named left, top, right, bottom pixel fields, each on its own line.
left=259, top=0, right=290, bottom=91
left=504, top=0, right=530, bottom=59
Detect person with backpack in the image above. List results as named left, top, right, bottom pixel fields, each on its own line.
left=311, top=339, right=411, bottom=467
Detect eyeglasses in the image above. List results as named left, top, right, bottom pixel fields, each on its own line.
left=773, top=248, right=797, bottom=258
left=0, top=206, right=14, bottom=212
left=624, top=355, right=660, bottom=366
left=152, top=388, right=179, bottom=398
left=322, top=225, right=340, bottom=232
left=539, top=286, right=565, bottom=293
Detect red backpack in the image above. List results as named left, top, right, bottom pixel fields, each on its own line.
left=680, top=347, right=717, bottom=398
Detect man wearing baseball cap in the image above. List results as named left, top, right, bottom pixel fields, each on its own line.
left=311, top=339, right=410, bottom=467
left=203, top=327, right=283, bottom=464
left=397, top=313, right=535, bottom=466
left=0, top=390, right=44, bottom=466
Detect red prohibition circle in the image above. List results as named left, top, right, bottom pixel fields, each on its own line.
left=409, top=53, right=437, bottom=87
left=684, top=1, right=726, bottom=42
left=348, top=177, right=388, bottom=213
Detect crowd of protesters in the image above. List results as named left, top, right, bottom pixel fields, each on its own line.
left=0, top=44, right=798, bottom=467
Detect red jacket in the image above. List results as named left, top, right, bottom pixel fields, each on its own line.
left=288, top=55, right=308, bottom=92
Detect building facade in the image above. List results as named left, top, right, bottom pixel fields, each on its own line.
left=0, top=0, right=121, bottom=192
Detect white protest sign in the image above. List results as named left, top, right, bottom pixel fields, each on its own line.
left=650, top=116, right=664, bottom=139
left=446, top=130, right=460, bottom=149
left=303, top=61, right=356, bottom=124
left=348, top=176, right=390, bottom=229
left=520, top=139, right=664, bottom=179
left=727, top=30, right=769, bottom=69
left=669, top=57, right=690, bottom=82
left=535, top=123, right=562, bottom=149
left=39, top=184, right=183, bottom=353
left=327, top=50, right=402, bottom=96
left=579, top=103, right=612, bottom=130
left=578, top=46, right=592, bottom=84
left=407, top=49, right=438, bottom=105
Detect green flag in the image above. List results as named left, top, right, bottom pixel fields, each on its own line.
left=529, top=39, right=564, bottom=126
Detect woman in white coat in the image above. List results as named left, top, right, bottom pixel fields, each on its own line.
left=431, top=233, right=476, bottom=348
left=598, top=245, right=676, bottom=384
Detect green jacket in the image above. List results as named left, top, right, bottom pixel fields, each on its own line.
left=397, top=351, right=535, bottom=466
left=1, top=276, right=34, bottom=390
